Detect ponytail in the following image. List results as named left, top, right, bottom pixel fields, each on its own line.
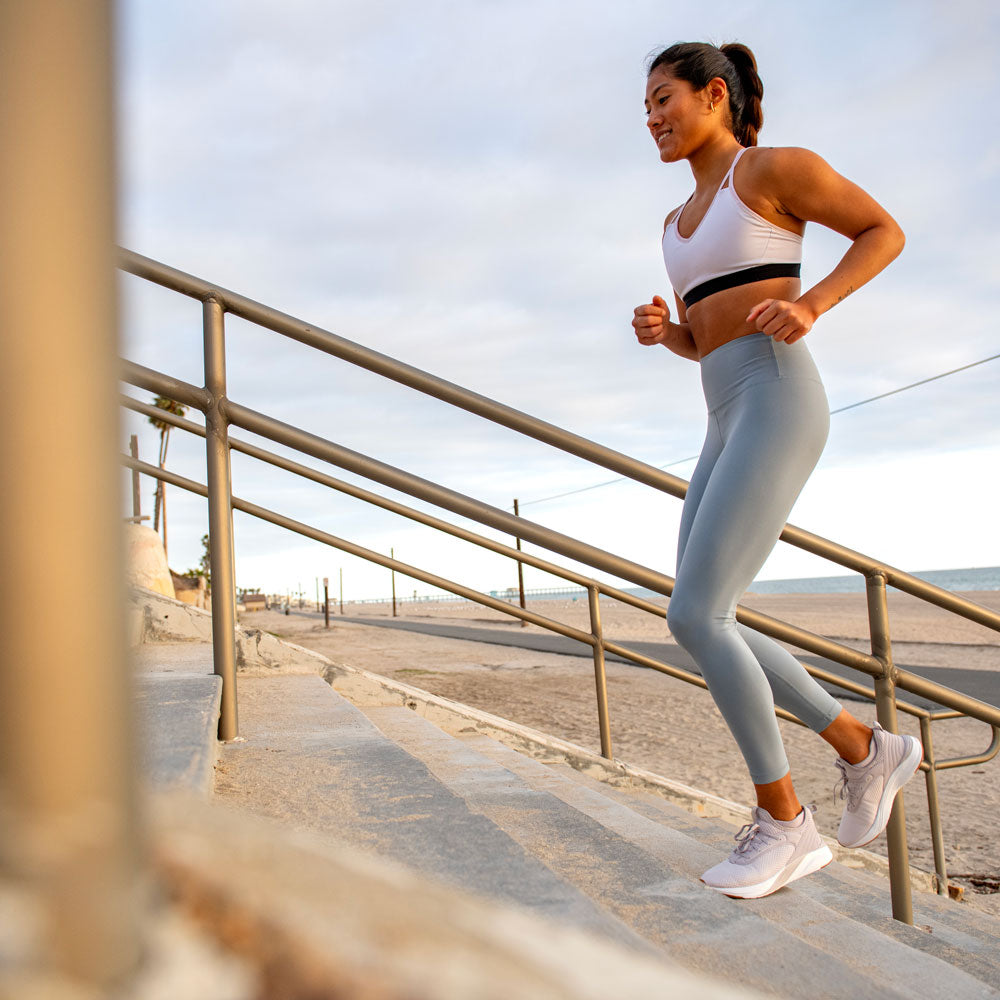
left=719, top=43, right=763, bottom=147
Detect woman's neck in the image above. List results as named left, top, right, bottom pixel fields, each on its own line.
left=687, top=135, right=743, bottom=194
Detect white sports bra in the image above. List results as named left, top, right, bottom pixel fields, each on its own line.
left=661, top=146, right=803, bottom=309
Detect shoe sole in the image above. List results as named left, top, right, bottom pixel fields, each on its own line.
left=838, top=736, right=923, bottom=849
left=701, top=843, right=834, bottom=899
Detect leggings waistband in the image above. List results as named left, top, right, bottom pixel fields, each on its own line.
left=699, top=332, right=823, bottom=412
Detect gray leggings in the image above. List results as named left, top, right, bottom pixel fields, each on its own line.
left=666, top=332, right=843, bottom=784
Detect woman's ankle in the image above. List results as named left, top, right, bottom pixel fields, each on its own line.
left=752, top=772, right=802, bottom=821
left=820, top=710, right=874, bottom=764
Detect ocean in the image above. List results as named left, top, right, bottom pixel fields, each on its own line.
left=744, top=565, right=1000, bottom=595
left=389, top=566, right=1000, bottom=606
left=504, top=566, right=1000, bottom=603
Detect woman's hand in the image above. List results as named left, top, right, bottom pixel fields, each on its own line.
left=633, top=294, right=671, bottom=346
left=746, top=298, right=818, bottom=344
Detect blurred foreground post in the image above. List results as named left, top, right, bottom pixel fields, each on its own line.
left=0, top=0, right=144, bottom=991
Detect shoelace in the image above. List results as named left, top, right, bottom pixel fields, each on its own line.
left=833, top=758, right=863, bottom=810
left=733, top=820, right=766, bottom=855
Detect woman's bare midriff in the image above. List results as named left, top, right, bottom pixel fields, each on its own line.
left=688, top=276, right=802, bottom=359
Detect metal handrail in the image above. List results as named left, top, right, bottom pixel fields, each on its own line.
left=118, top=382, right=881, bottom=676
left=117, top=247, right=1000, bottom=630
left=118, top=248, right=1000, bottom=922
left=122, top=445, right=1000, bottom=915
left=118, top=389, right=999, bottom=725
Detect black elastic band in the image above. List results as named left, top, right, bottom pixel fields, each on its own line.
left=683, top=263, right=802, bottom=309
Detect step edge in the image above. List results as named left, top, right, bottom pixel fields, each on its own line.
left=361, top=707, right=997, bottom=999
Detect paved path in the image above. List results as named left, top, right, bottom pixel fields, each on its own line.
left=332, top=615, right=999, bottom=713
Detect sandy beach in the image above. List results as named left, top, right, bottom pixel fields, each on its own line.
left=246, top=589, right=1000, bottom=915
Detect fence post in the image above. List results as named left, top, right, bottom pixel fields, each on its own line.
left=130, top=434, right=141, bottom=521
left=391, top=547, right=397, bottom=616
left=588, top=586, right=613, bottom=759
left=918, top=717, right=949, bottom=895
left=513, top=498, right=528, bottom=627
left=203, top=296, right=239, bottom=740
left=866, top=571, right=914, bottom=924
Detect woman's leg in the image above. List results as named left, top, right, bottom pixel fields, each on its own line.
left=666, top=375, right=834, bottom=792
left=736, top=624, right=841, bottom=735
left=675, top=414, right=725, bottom=574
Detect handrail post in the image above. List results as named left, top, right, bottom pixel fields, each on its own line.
left=866, top=571, right=914, bottom=924
left=204, top=296, right=239, bottom=740
left=130, top=434, right=141, bottom=520
left=514, top=498, right=528, bottom=627
left=918, top=717, right=949, bottom=895
left=588, top=586, right=613, bottom=759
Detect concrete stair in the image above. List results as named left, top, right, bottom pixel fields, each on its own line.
left=360, top=703, right=1000, bottom=1000
left=134, top=643, right=223, bottom=796
left=127, top=592, right=999, bottom=1000
left=210, top=670, right=999, bottom=999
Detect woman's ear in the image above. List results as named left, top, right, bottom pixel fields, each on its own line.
left=705, top=76, right=728, bottom=111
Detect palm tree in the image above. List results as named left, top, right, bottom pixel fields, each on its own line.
left=148, top=395, right=187, bottom=561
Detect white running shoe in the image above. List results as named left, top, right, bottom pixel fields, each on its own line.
left=700, top=803, right=833, bottom=899
left=834, top=721, right=923, bottom=849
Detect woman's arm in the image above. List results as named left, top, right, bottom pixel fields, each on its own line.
left=746, top=147, right=906, bottom=343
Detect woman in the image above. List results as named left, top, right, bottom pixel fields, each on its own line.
left=632, top=41, right=923, bottom=899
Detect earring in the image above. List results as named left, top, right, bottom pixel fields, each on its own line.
left=710, top=102, right=715, bottom=111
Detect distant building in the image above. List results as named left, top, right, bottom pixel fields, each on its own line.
left=171, top=570, right=207, bottom=610
left=241, top=592, right=268, bottom=612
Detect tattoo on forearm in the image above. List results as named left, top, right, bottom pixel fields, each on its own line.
left=836, top=285, right=855, bottom=304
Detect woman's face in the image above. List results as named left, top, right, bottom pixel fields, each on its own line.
left=644, top=66, right=715, bottom=162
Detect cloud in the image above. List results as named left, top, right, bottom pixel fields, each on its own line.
left=118, top=0, right=1000, bottom=591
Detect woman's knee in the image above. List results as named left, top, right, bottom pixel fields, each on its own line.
left=666, top=591, right=711, bottom=650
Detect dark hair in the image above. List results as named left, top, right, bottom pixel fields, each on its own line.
left=647, top=42, right=763, bottom=147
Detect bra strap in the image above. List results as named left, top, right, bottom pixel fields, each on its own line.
left=723, top=146, right=747, bottom=185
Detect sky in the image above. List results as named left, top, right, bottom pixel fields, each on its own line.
left=117, top=0, right=1000, bottom=602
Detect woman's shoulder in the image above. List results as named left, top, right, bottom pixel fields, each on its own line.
left=739, top=145, right=834, bottom=184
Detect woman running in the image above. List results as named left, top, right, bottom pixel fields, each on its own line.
left=632, top=41, right=923, bottom=898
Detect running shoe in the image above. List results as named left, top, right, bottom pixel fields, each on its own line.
left=700, top=803, right=832, bottom=899
left=833, top=721, right=923, bottom=849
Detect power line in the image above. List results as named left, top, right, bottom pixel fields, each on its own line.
left=518, top=350, right=1000, bottom=509
left=828, top=351, right=999, bottom=414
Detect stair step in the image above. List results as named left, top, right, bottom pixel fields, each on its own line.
left=363, top=705, right=997, bottom=1000
left=456, top=729, right=1000, bottom=992
left=134, top=655, right=221, bottom=796
left=538, top=755, right=1000, bottom=962
left=213, top=675, right=655, bottom=955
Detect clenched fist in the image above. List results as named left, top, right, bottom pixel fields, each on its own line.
left=633, top=294, right=670, bottom=346
left=746, top=297, right=818, bottom=344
